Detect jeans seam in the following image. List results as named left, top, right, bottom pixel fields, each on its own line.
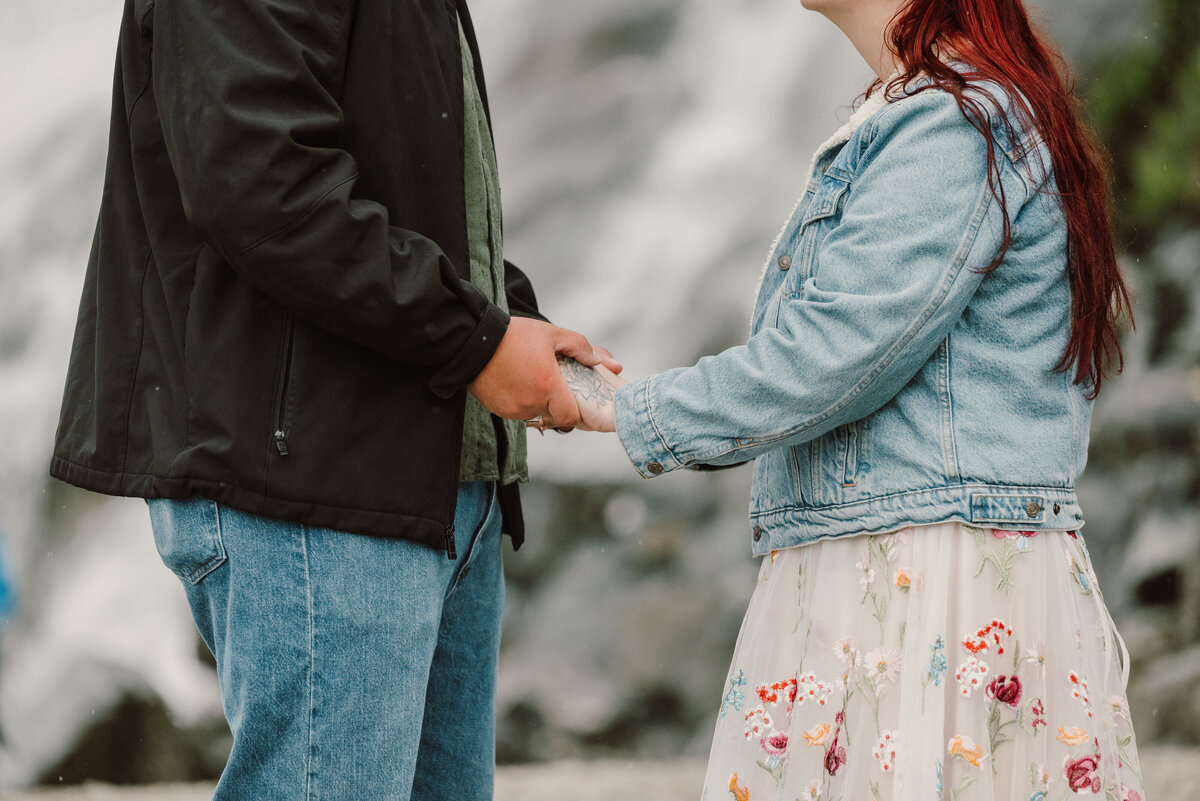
left=303, top=525, right=316, bottom=801
left=447, top=485, right=497, bottom=598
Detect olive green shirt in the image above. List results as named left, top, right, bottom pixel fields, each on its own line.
left=458, top=16, right=528, bottom=484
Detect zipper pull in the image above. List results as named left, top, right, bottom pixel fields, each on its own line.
left=274, top=430, right=290, bottom=456
left=444, top=525, right=457, bottom=561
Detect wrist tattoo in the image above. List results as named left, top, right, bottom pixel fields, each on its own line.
left=558, top=356, right=617, bottom=407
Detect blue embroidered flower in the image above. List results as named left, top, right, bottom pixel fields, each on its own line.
left=720, top=669, right=747, bottom=718
left=925, top=635, right=947, bottom=686
left=935, top=758, right=943, bottom=799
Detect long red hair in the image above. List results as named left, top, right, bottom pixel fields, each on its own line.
left=871, top=0, right=1131, bottom=398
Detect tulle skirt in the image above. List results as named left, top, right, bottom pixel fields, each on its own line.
left=702, top=522, right=1145, bottom=801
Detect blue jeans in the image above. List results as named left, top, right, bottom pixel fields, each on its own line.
left=148, top=482, right=504, bottom=800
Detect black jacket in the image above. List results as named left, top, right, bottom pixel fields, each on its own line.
left=50, top=0, right=541, bottom=552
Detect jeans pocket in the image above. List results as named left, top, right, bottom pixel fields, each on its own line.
left=147, top=497, right=227, bottom=584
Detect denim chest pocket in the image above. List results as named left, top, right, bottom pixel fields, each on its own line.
left=147, top=498, right=227, bottom=584
left=790, top=168, right=853, bottom=292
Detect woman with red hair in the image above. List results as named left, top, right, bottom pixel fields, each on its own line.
left=557, top=0, right=1144, bottom=797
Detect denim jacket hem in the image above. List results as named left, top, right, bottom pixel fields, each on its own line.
left=748, top=483, right=1084, bottom=557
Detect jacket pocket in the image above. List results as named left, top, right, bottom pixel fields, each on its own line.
left=841, top=421, right=860, bottom=487
left=799, top=168, right=851, bottom=231
left=147, top=498, right=226, bottom=584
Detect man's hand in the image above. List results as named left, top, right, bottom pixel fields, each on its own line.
left=468, top=317, right=621, bottom=427
left=540, top=357, right=628, bottom=433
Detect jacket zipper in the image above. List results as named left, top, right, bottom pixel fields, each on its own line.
left=272, top=313, right=296, bottom=457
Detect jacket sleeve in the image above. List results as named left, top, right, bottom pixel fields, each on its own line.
left=152, top=0, right=505, bottom=398
left=503, top=259, right=550, bottom=322
left=615, top=91, right=1027, bottom=477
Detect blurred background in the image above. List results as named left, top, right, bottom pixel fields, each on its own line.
left=0, top=0, right=1197, bottom=789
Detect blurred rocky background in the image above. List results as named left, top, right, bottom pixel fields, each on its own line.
left=0, top=0, right=1196, bottom=790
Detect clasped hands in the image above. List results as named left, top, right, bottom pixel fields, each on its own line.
left=468, top=317, right=627, bottom=433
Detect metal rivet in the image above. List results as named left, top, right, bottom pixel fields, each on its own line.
left=778, top=255, right=792, bottom=271
left=752, top=526, right=763, bottom=541
left=647, top=462, right=664, bottom=475
left=1053, top=503, right=1061, bottom=515
left=1025, top=501, right=1041, bottom=518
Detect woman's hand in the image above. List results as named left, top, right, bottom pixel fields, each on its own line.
left=531, top=357, right=628, bottom=433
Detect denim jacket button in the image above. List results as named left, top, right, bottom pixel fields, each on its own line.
left=777, top=255, right=792, bottom=271
left=752, top=525, right=763, bottom=541
left=1025, top=501, right=1042, bottom=518
left=647, top=462, right=664, bottom=475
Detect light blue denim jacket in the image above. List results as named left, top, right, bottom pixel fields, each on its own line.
left=615, top=82, right=1092, bottom=556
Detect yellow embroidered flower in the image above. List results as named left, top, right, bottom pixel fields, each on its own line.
left=894, top=567, right=912, bottom=590
left=729, top=772, right=750, bottom=801
left=803, top=722, right=832, bottom=747
left=1056, top=726, right=1090, bottom=746
left=947, top=734, right=984, bottom=767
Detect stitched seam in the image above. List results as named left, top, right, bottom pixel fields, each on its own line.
left=642, top=378, right=682, bottom=467
left=751, top=483, right=1076, bottom=517
left=238, top=173, right=358, bottom=256
left=303, top=525, right=316, bottom=801
left=119, top=248, right=154, bottom=477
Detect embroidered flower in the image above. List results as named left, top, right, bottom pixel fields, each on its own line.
left=796, top=672, right=833, bottom=707
left=1025, top=641, right=1047, bottom=675
left=1110, top=696, right=1131, bottom=722
left=833, top=637, right=858, bottom=666
left=744, top=706, right=772, bottom=739
left=1069, top=671, right=1094, bottom=718
left=856, top=551, right=876, bottom=587
left=823, top=735, right=847, bottom=776
left=894, top=567, right=912, bottom=590
left=720, top=670, right=748, bottom=718
left=804, top=723, right=832, bottom=747
left=872, top=730, right=900, bottom=774
left=962, top=618, right=1014, bottom=656
left=728, top=772, right=750, bottom=801
left=925, top=635, right=948, bottom=686
left=1125, top=791, right=1142, bottom=801
left=1064, top=754, right=1102, bottom=794
left=955, top=656, right=990, bottom=697
left=1066, top=552, right=1092, bottom=592
left=986, top=674, right=1023, bottom=707
left=1056, top=726, right=1090, bottom=746
left=761, top=729, right=789, bottom=756
left=1030, top=698, right=1047, bottom=731
left=864, top=647, right=903, bottom=690
left=947, top=734, right=984, bottom=768
left=756, top=677, right=797, bottom=706
left=801, top=781, right=821, bottom=801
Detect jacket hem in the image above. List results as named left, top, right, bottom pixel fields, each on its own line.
left=49, top=455, right=452, bottom=550
left=749, top=483, right=1084, bottom=557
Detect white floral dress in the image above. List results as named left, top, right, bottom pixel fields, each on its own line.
left=702, top=523, right=1145, bottom=801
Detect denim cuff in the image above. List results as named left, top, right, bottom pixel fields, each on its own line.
left=615, top=376, right=682, bottom=479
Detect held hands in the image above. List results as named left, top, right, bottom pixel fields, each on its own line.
left=535, top=356, right=627, bottom=433
left=468, top=317, right=622, bottom=429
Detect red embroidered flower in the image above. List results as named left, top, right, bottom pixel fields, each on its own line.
left=824, top=734, right=847, bottom=776
left=761, top=731, right=789, bottom=755
left=1064, top=754, right=1102, bottom=794
left=1031, top=698, right=1047, bottom=730
left=985, top=674, right=1023, bottom=706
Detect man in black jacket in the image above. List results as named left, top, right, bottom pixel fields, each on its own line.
left=50, top=0, right=616, bottom=796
